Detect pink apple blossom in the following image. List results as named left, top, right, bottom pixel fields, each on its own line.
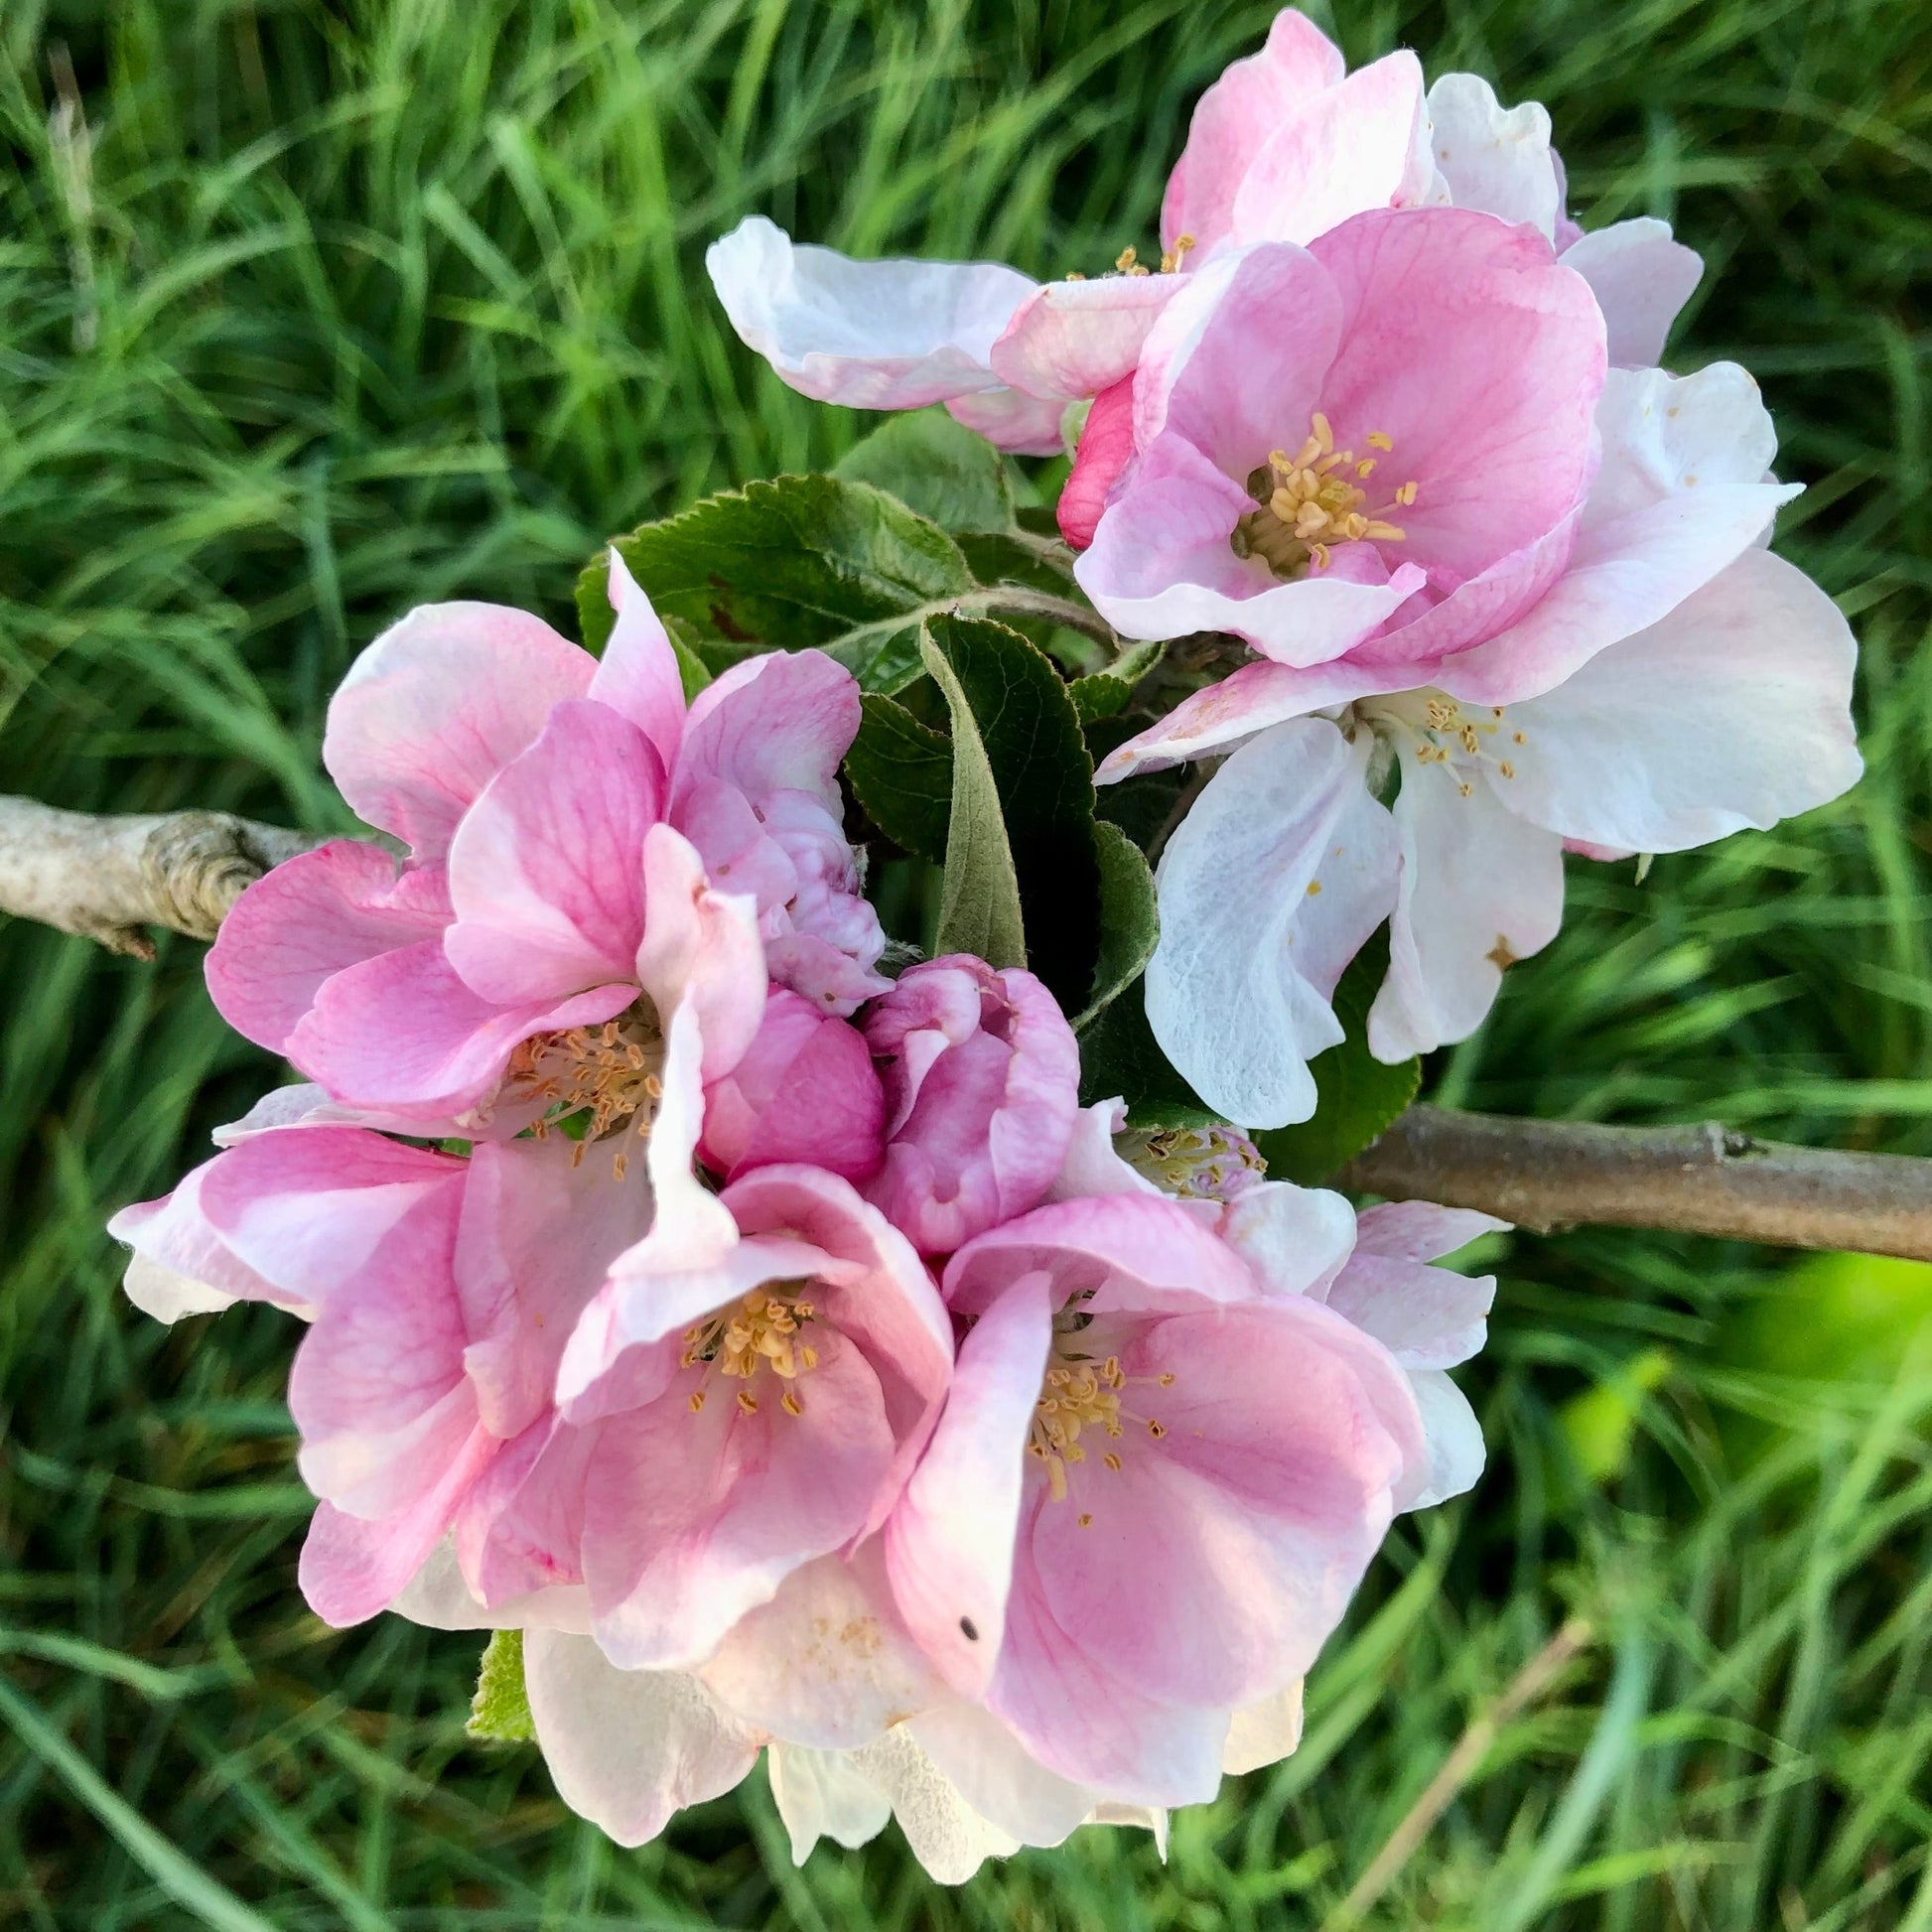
left=1082, top=230, right=1858, bottom=1124
left=861, top=954, right=1083, bottom=1257
left=207, top=554, right=886, bottom=1144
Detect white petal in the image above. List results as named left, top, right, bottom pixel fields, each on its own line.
left=847, top=1726, right=1021, bottom=1883
left=1323, top=1251, right=1496, bottom=1369
left=706, top=215, right=1034, bottom=410
left=702, top=1546, right=945, bottom=1751
left=766, top=1743, right=892, bottom=1863
left=1495, top=547, right=1862, bottom=853
left=1222, top=1680, right=1306, bottom=1775
left=1402, top=1367, right=1487, bottom=1510
left=942, top=385, right=1071, bottom=455
left=1426, top=73, right=1560, bottom=239
left=1044, top=1099, right=1168, bottom=1203
left=907, top=1699, right=1094, bottom=1849
left=1560, top=218, right=1704, bottom=368
left=1585, top=363, right=1780, bottom=531
left=388, top=1537, right=594, bottom=1633
left=1088, top=1802, right=1170, bottom=1856
left=1219, top=1180, right=1358, bottom=1299
left=1147, top=719, right=1400, bottom=1129
left=523, top=1632, right=760, bottom=1848
left=122, top=1256, right=238, bottom=1324
left=1368, top=751, right=1566, bottom=1060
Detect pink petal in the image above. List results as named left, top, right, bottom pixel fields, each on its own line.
left=885, top=1273, right=1051, bottom=1698
left=1323, top=1249, right=1495, bottom=1370
left=443, top=699, right=666, bottom=1005
left=324, top=602, right=593, bottom=860
left=1352, top=1200, right=1509, bottom=1265
left=1057, top=376, right=1136, bottom=550
left=944, top=1191, right=1259, bottom=1319
left=1160, top=10, right=1347, bottom=258
left=581, top=1322, right=897, bottom=1670
left=287, top=939, right=635, bottom=1120
left=636, top=823, right=767, bottom=1084
left=108, top=1158, right=285, bottom=1323
left=1307, top=207, right=1604, bottom=588
left=944, top=385, right=1070, bottom=455
left=1229, top=53, right=1434, bottom=248
left=205, top=842, right=450, bottom=1054
left=988, top=275, right=1182, bottom=406
left=298, top=1417, right=498, bottom=1627
left=590, top=550, right=688, bottom=771
left=677, top=647, right=858, bottom=819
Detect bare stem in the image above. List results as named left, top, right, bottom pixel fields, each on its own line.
left=0, top=794, right=319, bottom=959
left=1342, top=1105, right=1932, bottom=1263
left=1324, top=1618, right=1595, bottom=1929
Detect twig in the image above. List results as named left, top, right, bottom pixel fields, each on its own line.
left=1324, top=1618, right=1595, bottom=1930
left=0, top=795, right=318, bottom=959
left=1341, top=1105, right=1932, bottom=1263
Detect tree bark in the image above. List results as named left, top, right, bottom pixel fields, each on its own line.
left=0, top=794, right=317, bottom=959
left=1341, top=1105, right=1932, bottom=1262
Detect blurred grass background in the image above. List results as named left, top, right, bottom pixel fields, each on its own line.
left=1, top=0, right=1929, bottom=1925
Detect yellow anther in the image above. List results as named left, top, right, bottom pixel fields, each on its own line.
left=1115, top=245, right=1138, bottom=271
left=1233, top=423, right=1415, bottom=581
left=1366, top=431, right=1394, bottom=451
left=781, top=1389, right=804, bottom=1418
left=737, top=1388, right=759, bottom=1415
left=688, top=1389, right=706, bottom=1413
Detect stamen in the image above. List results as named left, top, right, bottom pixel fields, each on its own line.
left=682, top=1281, right=823, bottom=1422
left=1158, top=231, right=1197, bottom=274
left=1118, top=1125, right=1267, bottom=1203
left=498, top=1002, right=667, bottom=1177
left=1030, top=1300, right=1174, bottom=1501
left=1230, top=421, right=1418, bottom=582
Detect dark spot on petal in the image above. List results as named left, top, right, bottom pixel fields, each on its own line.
left=959, top=1616, right=979, bottom=1642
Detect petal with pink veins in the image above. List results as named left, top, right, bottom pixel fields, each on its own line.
left=988, top=274, right=1181, bottom=408
left=885, top=1273, right=1051, bottom=1698
left=324, top=602, right=592, bottom=860
left=1230, top=53, right=1436, bottom=247
left=1160, top=9, right=1347, bottom=258
left=206, top=841, right=452, bottom=1054
left=590, top=551, right=688, bottom=771
left=636, top=823, right=766, bottom=1083
left=443, top=700, right=665, bottom=1005
left=1145, top=718, right=1400, bottom=1129
left=287, top=939, right=636, bottom=1120
left=678, top=646, right=857, bottom=817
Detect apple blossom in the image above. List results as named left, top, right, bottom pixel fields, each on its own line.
left=862, top=953, right=1082, bottom=1256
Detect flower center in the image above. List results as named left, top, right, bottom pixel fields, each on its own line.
left=1230, top=414, right=1418, bottom=580
left=498, top=1001, right=665, bottom=1178
left=1029, top=1294, right=1174, bottom=1515
left=1357, top=688, right=1528, bottom=799
left=682, top=1283, right=821, bottom=1419
left=1119, top=1125, right=1268, bottom=1202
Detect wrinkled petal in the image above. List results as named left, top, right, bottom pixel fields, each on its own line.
left=1561, top=217, right=1704, bottom=368
left=324, top=602, right=592, bottom=859
left=524, top=1633, right=760, bottom=1847
left=846, top=1726, right=1022, bottom=1882
left=767, top=1743, right=893, bottom=1862
left=1425, top=72, right=1559, bottom=239
left=989, top=275, right=1181, bottom=405
left=678, top=647, right=857, bottom=821
left=206, top=842, right=451, bottom=1054
left=1146, top=719, right=1399, bottom=1128
left=907, top=1697, right=1095, bottom=1849
left=707, top=214, right=1033, bottom=410
left=1368, top=749, right=1566, bottom=1060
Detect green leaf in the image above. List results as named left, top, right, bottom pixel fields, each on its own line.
left=662, top=612, right=715, bottom=700
left=1076, top=976, right=1220, bottom=1131
left=466, top=1629, right=534, bottom=1744
left=1253, top=933, right=1422, bottom=1184
left=1074, top=819, right=1158, bottom=1029
left=955, top=531, right=1078, bottom=598
left=920, top=612, right=1100, bottom=1009
left=1070, top=637, right=1166, bottom=723
left=574, top=567, right=712, bottom=698
left=581, top=476, right=976, bottom=693
left=920, top=622, right=1027, bottom=970
left=844, top=693, right=953, bottom=862
left=833, top=407, right=1014, bottom=534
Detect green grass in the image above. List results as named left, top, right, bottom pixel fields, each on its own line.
left=2, top=0, right=1930, bottom=1924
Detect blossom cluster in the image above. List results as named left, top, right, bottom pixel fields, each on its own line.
left=110, top=4, right=1863, bottom=1887
left=711, top=7, right=1861, bottom=1127
left=115, top=568, right=1498, bottom=1878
